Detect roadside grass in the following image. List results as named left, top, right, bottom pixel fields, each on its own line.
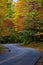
left=0, top=44, right=4, bottom=51
left=39, top=42, right=43, bottom=47
left=0, top=44, right=9, bottom=53
left=20, top=42, right=43, bottom=48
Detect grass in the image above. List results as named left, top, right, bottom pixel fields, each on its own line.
left=0, top=44, right=4, bottom=51
left=20, top=42, right=43, bottom=48
left=0, top=44, right=9, bottom=53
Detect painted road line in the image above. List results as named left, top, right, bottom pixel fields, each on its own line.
left=0, top=53, right=24, bottom=64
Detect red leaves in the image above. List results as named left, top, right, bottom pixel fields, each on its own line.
left=19, top=15, right=24, bottom=18
left=3, top=19, right=15, bottom=27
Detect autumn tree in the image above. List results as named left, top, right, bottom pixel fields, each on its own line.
left=6, top=0, right=15, bottom=20
left=0, top=0, right=7, bottom=20
left=14, top=0, right=29, bottom=31
left=0, top=0, right=15, bottom=20
left=0, top=0, right=15, bottom=37
left=0, top=19, right=15, bottom=37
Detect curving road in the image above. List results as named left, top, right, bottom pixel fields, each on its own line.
left=0, top=44, right=41, bottom=65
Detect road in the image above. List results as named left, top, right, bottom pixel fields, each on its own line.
left=0, top=44, right=41, bottom=65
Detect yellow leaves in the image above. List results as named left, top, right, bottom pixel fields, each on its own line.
left=14, top=0, right=29, bottom=30
left=0, top=10, right=6, bottom=15
left=0, top=0, right=14, bottom=20
left=29, top=10, right=36, bottom=18
left=0, top=3, right=5, bottom=7
left=37, top=7, right=43, bottom=20
left=0, top=0, right=43, bottom=31
left=26, top=0, right=35, bottom=2
left=0, top=1, right=7, bottom=20
left=37, top=0, right=42, bottom=3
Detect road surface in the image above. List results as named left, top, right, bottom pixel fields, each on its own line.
left=0, top=44, right=41, bottom=65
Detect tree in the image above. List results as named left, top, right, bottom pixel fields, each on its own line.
left=6, top=0, right=15, bottom=20
left=0, top=0, right=7, bottom=20
left=0, top=0, right=15, bottom=20
left=0, top=19, right=15, bottom=37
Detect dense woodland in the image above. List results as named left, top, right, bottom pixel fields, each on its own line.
left=0, top=0, right=43, bottom=44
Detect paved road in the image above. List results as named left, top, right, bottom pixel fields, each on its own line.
left=0, top=44, right=41, bottom=65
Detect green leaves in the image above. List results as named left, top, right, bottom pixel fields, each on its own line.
left=7, top=3, right=12, bottom=8
left=42, top=0, right=43, bottom=6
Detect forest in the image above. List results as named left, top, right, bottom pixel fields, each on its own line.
left=0, top=0, right=43, bottom=44
left=0, top=1, right=43, bottom=65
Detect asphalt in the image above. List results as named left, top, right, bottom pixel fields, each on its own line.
left=0, top=44, right=41, bottom=65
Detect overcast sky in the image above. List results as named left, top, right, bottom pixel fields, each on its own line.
left=13, top=0, right=17, bottom=2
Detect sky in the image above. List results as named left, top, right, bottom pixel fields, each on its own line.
left=13, top=0, right=18, bottom=2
